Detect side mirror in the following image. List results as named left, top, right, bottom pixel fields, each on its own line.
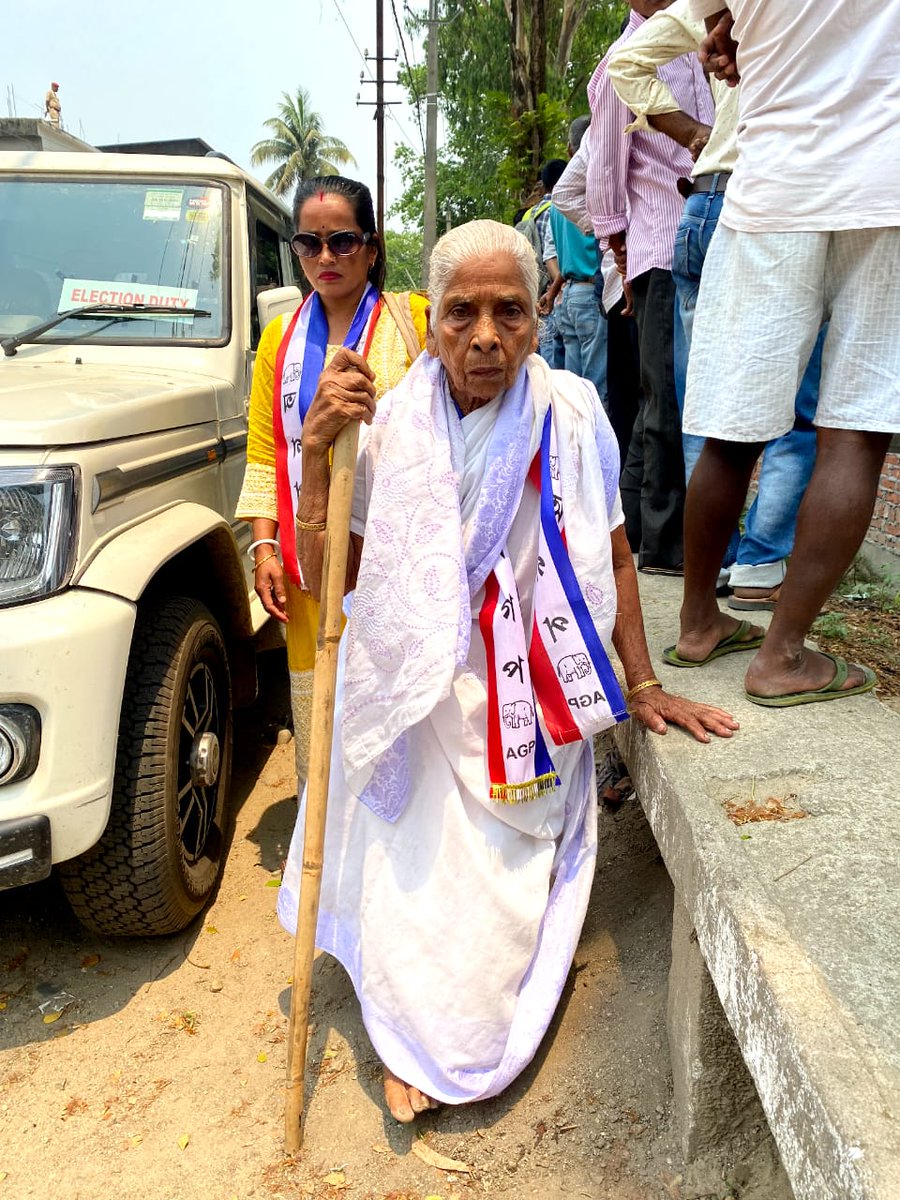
left=257, top=285, right=302, bottom=330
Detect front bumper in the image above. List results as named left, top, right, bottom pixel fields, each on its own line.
left=0, top=587, right=136, bottom=871
left=0, top=815, right=51, bottom=889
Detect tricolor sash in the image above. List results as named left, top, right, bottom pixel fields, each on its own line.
left=272, top=282, right=381, bottom=585
left=479, top=407, right=627, bottom=803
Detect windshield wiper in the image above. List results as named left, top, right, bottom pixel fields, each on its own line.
left=1, top=303, right=212, bottom=357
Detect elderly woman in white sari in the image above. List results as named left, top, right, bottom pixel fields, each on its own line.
left=278, top=220, right=737, bottom=1123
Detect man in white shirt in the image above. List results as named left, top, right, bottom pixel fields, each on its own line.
left=668, top=0, right=900, bottom=708
left=607, top=0, right=821, bottom=614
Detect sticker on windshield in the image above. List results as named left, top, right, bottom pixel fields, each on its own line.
left=143, top=188, right=183, bottom=221
left=58, top=279, right=199, bottom=311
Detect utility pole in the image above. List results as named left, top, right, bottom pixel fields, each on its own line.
left=422, top=0, right=440, bottom=285
left=375, top=0, right=385, bottom=233
left=358, top=0, right=400, bottom=236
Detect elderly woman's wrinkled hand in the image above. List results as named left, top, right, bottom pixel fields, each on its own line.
left=629, top=687, right=739, bottom=744
left=303, top=347, right=377, bottom=453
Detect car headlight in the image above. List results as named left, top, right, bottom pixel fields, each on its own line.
left=0, top=467, right=78, bottom=606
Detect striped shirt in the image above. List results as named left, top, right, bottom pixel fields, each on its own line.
left=585, top=9, right=714, bottom=281
left=533, top=194, right=554, bottom=258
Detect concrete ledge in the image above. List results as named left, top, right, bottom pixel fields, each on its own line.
left=615, top=574, right=900, bottom=1200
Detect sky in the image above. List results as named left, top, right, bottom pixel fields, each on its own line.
left=6, top=0, right=430, bottom=228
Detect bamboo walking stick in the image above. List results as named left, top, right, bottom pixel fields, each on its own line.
left=284, top=417, right=361, bottom=1155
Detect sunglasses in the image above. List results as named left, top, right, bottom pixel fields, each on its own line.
left=289, top=230, right=372, bottom=259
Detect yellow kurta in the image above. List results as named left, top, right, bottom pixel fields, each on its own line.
left=235, top=293, right=428, bottom=782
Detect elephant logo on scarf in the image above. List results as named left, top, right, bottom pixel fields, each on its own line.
left=283, top=362, right=302, bottom=386
left=556, top=652, right=592, bottom=682
left=501, top=700, right=534, bottom=729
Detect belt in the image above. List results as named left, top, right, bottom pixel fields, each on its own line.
left=690, top=172, right=731, bottom=195
left=564, top=277, right=594, bottom=284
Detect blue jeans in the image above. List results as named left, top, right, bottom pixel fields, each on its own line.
left=673, top=189, right=820, bottom=585
left=538, top=310, right=565, bottom=369
left=556, top=282, right=608, bottom=407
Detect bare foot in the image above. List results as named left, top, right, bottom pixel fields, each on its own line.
left=676, top=611, right=765, bottom=664
left=382, top=1066, right=440, bottom=1123
left=745, top=646, right=870, bottom=699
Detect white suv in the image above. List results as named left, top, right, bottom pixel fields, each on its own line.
left=0, top=150, right=302, bottom=935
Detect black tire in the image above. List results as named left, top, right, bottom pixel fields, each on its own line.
left=59, top=596, right=233, bottom=936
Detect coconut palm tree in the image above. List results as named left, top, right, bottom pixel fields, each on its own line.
left=250, top=87, right=356, bottom=196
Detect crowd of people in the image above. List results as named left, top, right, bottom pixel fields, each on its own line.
left=237, top=0, right=899, bottom=1129
left=522, top=0, right=898, bottom=705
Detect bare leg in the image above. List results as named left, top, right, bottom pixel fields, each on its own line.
left=676, top=437, right=767, bottom=661
left=382, top=1065, right=440, bottom=1123
left=745, top=428, right=891, bottom=697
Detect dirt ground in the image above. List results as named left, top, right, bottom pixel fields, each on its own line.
left=0, top=651, right=792, bottom=1200
left=815, top=592, right=900, bottom=697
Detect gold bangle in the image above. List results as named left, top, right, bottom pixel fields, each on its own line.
left=253, top=551, right=279, bottom=571
left=625, top=677, right=662, bottom=703
left=296, top=518, right=327, bottom=532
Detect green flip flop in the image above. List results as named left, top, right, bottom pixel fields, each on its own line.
left=662, top=619, right=765, bottom=668
left=745, top=652, right=877, bottom=707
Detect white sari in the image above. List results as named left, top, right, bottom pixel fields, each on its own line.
left=278, top=352, right=624, bottom=1104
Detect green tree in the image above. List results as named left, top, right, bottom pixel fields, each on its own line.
left=384, top=229, right=425, bottom=292
left=250, top=87, right=356, bottom=196
left=394, top=1, right=627, bottom=231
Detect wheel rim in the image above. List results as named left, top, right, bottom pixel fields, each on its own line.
left=178, top=660, right=221, bottom=864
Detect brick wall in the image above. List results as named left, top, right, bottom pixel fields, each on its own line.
left=868, top=451, right=900, bottom=557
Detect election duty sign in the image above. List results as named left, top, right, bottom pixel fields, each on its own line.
left=57, top=280, right=200, bottom=312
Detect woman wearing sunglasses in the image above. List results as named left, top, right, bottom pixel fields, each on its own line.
left=236, top=175, right=427, bottom=788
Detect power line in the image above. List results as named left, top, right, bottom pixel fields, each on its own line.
left=330, top=0, right=371, bottom=78
left=329, top=0, right=420, bottom=155
left=390, top=0, right=426, bottom=153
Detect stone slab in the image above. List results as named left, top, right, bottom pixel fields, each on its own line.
left=615, top=574, right=900, bottom=1200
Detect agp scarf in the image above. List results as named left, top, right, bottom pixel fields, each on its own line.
left=479, top=407, right=627, bottom=803
left=272, top=282, right=381, bottom=585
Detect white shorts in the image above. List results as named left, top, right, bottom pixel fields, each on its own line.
left=683, top=225, right=900, bottom=441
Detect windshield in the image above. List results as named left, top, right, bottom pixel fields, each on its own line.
left=0, top=177, right=228, bottom=344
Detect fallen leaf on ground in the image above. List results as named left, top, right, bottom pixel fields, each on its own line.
left=80, top=954, right=101, bottom=969
left=177, top=1133, right=190, bottom=1151
left=42, top=1012, right=62, bottom=1025
left=322, top=1048, right=338, bottom=1060
left=256, top=1051, right=268, bottom=1063
left=230, top=948, right=241, bottom=962
left=410, top=1142, right=471, bottom=1173
left=168, top=1011, right=199, bottom=1035
left=0, top=1171, right=7, bottom=1182
left=724, top=791, right=808, bottom=825
left=322, top=1170, right=346, bottom=1186
left=264, top=879, right=281, bottom=888
left=0, top=1003, right=6, bottom=1011
left=205, top=925, right=219, bottom=935
left=371, top=1143, right=391, bottom=1154
left=238, top=894, right=247, bottom=901
left=129, top=1135, right=143, bottom=1148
